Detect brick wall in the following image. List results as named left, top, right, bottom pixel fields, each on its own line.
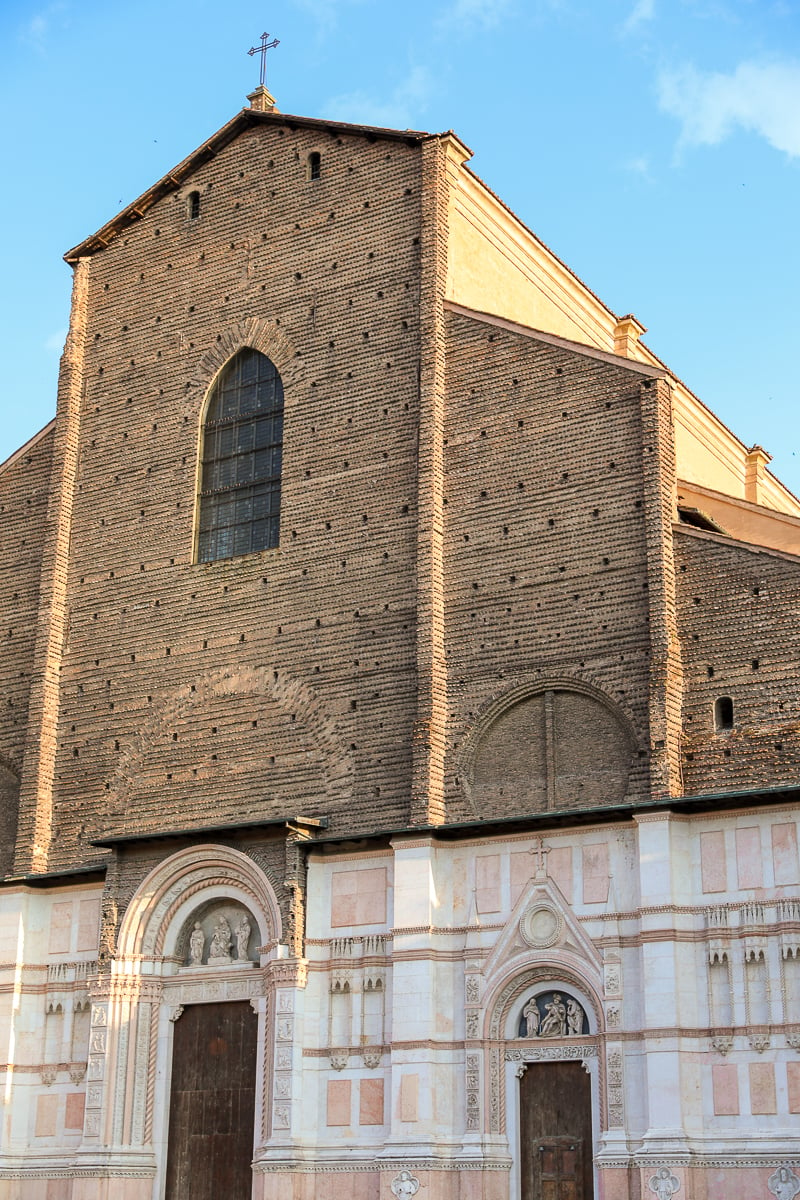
left=0, top=428, right=54, bottom=872
left=441, top=313, right=659, bottom=819
left=676, top=526, right=800, bottom=793
left=31, top=121, right=427, bottom=868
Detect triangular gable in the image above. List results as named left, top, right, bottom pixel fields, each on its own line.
left=64, top=109, right=436, bottom=263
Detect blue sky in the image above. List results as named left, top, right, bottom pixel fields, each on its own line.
left=2, top=0, right=799, bottom=497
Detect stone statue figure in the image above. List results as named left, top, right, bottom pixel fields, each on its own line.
left=566, top=998, right=584, bottom=1036
left=390, top=1171, right=420, bottom=1198
left=539, top=993, right=567, bottom=1038
left=648, top=1167, right=681, bottom=1199
left=208, top=915, right=232, bottom=962
left=188, top=922, right=205, bottom=966
left=522, top=998, right=540, bottom=1037
left=235, top=914, right=251, bottom=960
left=769, top=1166, right=800, bottom=1200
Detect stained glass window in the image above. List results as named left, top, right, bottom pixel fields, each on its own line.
left=197, top=349, right=283, bottom=562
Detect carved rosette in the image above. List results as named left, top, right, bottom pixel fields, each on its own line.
left=520, top=902, right=563, bottom=949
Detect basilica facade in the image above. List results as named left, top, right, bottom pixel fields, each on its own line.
left=1, top=84, right=799, bottom=1200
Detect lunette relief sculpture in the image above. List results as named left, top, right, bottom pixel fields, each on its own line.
left=208, top=915, right=233, bottom=964
left=519, top=990, right=586, bottom=1038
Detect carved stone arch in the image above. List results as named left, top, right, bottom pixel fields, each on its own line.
left=192, top=318, right=303, bottom=425
left=460, top=676, right=639, bottom=818
left=116, top=843, right=283, bottom=962
left=485, top=958, right=605, bottom=1043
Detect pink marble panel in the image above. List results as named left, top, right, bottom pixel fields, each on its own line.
left=475, top=854, right=501, bottom=914
left=582, top=843, right=609, bottom=904
left=399, top=1072, right=418, bottom=1122
left=510, top=851, right=531, bottom=905
left=735, top=827, right=762, bottom=890
left=48, top=902, right=73, bottom=954
left=749, top=1062, right=776, bottom=1114
left=548, top=845, right=573, bottom=903
left=77, top=899, right=101, bottom=952
left=326, top=1079, right=351, bottom=1126
left=64, top=1091, right=85, bottom=1130
left=787, top=1062, right=800, bottom=1113
left=45, top=1182, right=71, bottom=1200
left=331, top=867, right=387, bottom=928
left=34, top=1093, right=59, bottom=1137
left=712, top=1063, right=739, bottom=1115
left=359, top=1077, right=384, bottom=1125
left=772, top=822, right=800, bottom=885
left=700, top=830, right=727, bottom=893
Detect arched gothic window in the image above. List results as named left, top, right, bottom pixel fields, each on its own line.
left=197, top=348, right=283, bottom=562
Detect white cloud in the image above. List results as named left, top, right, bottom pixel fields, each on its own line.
left=624, top=155, right=653, bottom=180
left=658, top=59, right=800, bottom=157
left=322, top=67, right=433, bottom=130
left=622, top=0, right=655, bottom=33
left=438, top=0, right=514, bottom=33
left=19, top=3, right=67, bottom=51
left=45, top=329, right=67, bottom=355
left=291, top=0, right=368, bottom=35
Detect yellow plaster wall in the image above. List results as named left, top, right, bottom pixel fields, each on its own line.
left=445, top=168, right=615, bottom=350
left=444, top=163, right=800, bottom=520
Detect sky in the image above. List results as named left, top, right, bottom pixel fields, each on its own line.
left=1, top=0, right=799, bottom=496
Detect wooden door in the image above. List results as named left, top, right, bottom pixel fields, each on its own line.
left=165, top=1001, right=258, bottom=1200
left=520, top=1061, right=593, bottom=1200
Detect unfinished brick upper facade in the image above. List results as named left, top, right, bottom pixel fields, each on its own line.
left=1, top=93, right=798, bottom=1200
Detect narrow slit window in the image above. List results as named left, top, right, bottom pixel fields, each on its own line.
left=308, top=152, right=321, bottom=181
left=188, top=191, right=201, bottom=220
left=714, top=696, right=734, bottom=731
left=197, top=348, right=283, bottom=562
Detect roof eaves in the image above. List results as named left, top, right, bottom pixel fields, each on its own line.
left=461, top=163, right=618, bottom=324
left=0, top=419, right=56, bottom=477
left=445, top=301, right=666, bottom=378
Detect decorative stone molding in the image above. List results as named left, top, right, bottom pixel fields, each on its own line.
left=606, top=1047, right=624, bottom=1128
left=465, top=974, right=481, bottom=1004
left=648, top=1168, right=681, bottom=1198
left=748, top=1030, right=771, bottom=1053
left=506, top=1043, right=598, bottom=1074
left=710, top=1034, right=733, bottom=1055
left=706, top=906, right=730, bottom=965
left=332, top=968, right=352, bottom=992
left=603, top=957, right=622, bottom=998
left=329, top=1051, right=348, bottom=1071
left=40, top=1065, right=57, bottom=1086
left=466, top=1052, right=481, bottom=1131
left=331, top=936, right=356, bottom=959
left=265, top=958, right=308, bottom=989
left=362, top=1049, right=381, bottom=1069
left=391, top=1170, right=420, bottom=1197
